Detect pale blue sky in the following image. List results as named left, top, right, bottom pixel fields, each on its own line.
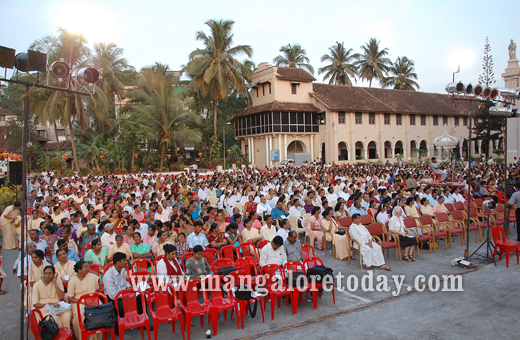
left=1, top=0, right=519, bottom=93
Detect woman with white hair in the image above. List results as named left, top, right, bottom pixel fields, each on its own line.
left=388, top=207, right=418, bottom=262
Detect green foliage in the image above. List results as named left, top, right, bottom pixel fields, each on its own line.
left=318, top=42, right=357, bottom=86
left=354, top=38, right=392, bottom=87
left=0, top=186, right=20, bottom=211
left=383, top=56, right=420, bottom=91
left=186, top=19, right=253, bottom=137
left=478, top=37, right=495, bottom=87
left=273, top=43, right=314, bottom=74
left=494, top=149, right=504, bottom=155
left=473, top=100, right=502, bottom=158
left=210, top=136, right=223, bottom=162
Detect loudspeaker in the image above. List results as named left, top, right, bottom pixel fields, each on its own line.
left=9, top=161, right=23, bottom=185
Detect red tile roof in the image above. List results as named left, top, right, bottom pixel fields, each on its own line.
left=311, top=83, right=471, bottom=115
left=276, top=67, right=316, bottom=82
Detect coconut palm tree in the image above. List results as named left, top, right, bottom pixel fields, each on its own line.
left=383, top=56, right=420, bottom=91
left=90, top=42, right=134, bottom=115
left=123, top=63, right=202, bottom=170
left=354, top=38, right=392, bottom=87
left=30, top=28, right=109, bottom=171
left=186, top=19, right=253, bottom=137
left=273, top=43, right=314, bottom=74
left=117, top=111, right=154, bottom=171
left=318, top=42, right=358, bottom=85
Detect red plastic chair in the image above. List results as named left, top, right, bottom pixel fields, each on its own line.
left=234, top=257, right=259, bottom=280
left=88, top=264, right=105, bottom=292
left=114, top=288, right=152, bottom=340
left=303, top=256, right=336, bottom=309
left=282, top=261, right=309, bottom=315
left=77, top=292, right=116, bottom=340
left=256, top=240, right=270, bottom=249
left=203, top=248, right=220, bottom=266
left=260, top=264, right=291, bottom=320
left=132, top=258, right=154, bottom=274
left=226, top=272, right=265, bottom=329
left=206, top=275, right=239, bottom=335
left=29, top=308, right=73, bottom=340
left=301, top=244, right=316, bottom=260
left=147, top=284, right=185, bottom=340
left=179, top=279, right=210, bottom=340
left=211, top=258, right=234, bottom=274
left=238, top=242, right=260, bottom=265
left=220, top=245, right=238, bottom=261
left=81, top=244, right=92, bottom=257
left=181, top=253, right=193, bottom=271
left=153, top=254, right=164, bottom=270
left=492, top=225, right=519, bottom=267
left=225, top=216, right=230, bottom=223
left=497, top=190, right=505, bottom=204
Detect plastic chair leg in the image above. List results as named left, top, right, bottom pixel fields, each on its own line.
left=211, top=311, right=219, bottom=336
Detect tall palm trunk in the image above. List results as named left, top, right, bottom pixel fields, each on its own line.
left=159, top=141, right=165, bottom=170
left=131, top=141, right=135, bottom=171
left=213, top=100, right=218, bottom=139
left=53, top=121, right=60, bottom=147
left=68, top=117, right=80, bottom=171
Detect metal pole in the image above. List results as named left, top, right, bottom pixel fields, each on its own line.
left=504, top=117, right=509, bottom=236
left=20, top=85, right=30, bottom=340
left=465, top=107, right=472, bottom=260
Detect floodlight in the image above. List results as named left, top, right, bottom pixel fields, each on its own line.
left=489, top=106, right=513, bottom=117
left=473, top=84, right=483, bottom=96
left=498, top=88, right=520, bottom=100
left=49, top=59, right=69, bottom=80
left=14, top=50, right=47, bottom=72
left=76, top=68, right=100, bottom=85
left=0, top=46, right=16, bottom=69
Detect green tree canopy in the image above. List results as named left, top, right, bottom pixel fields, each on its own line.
left=318, top=42, right=358, bottom=86
left=273, top=43, right=314, bottom=74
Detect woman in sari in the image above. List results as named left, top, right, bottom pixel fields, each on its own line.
left=84, top=239, right=108, bottom=266
left=32, top=265, right=71, bottom=328
left=67, top=260, right=101, bottom=339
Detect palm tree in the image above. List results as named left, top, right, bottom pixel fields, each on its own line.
left=318, top=42, right=358, bottom=85
left=186, top=19, right=253, bottom=137
left=90, top=42, right=134, bottom=116
left=383, top=56, right=420, bottom=91
left=117, top=111, right=154, bottom=171
left=273, top=43, right=314, bottom=74
left=354, top=38, right=392, bottom=87
left=123, top=63, right=202, bottom=170
left=30, top=28, right=108, bottom=170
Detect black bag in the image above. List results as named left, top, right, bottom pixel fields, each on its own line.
left=218, top=266, right=237, bottom=276
left=234, top=286, right=258, bottom=318
left=286, top=271, right=308, bottom=289
left=335, top=230, right=346, bottom=236
left=39, top=315, right=59, bottom=340
left=84, top=302, right=117, bottom=331
left=307, top=265, right=334, bottom=283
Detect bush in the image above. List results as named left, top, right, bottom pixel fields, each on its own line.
left=0, top=186, right=20, bottom=211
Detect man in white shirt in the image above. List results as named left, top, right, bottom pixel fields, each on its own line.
left=260, top=216, right=277, bottom=241
left=256, top=196, right=272, bottom=216
left=198, top=184, right=208, bottom=202
left=431, top=157, right=447, bottom=182
left=259, top=236, right=287, bottom=268
left=288, top=199, right=305, bottom=218
left=275, top=219, right=291, bottom=242
left=349, top=214, right=391, bottom=271
left=101, top=224, right=117, bottom=248
left=325, top=187, right=338, bottom=203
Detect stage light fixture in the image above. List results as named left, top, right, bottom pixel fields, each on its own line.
left=76, top=67, right=100, bottom=85
left=489, top=106, right=514, bottom=117
left=473, top=84, right=483, bottom=96
left=49, top=59, right=69, bottom=80
left=498, top=88, right=520, bottom=100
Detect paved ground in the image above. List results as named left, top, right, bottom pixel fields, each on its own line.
left=1, top=229, right=519, bottom=340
